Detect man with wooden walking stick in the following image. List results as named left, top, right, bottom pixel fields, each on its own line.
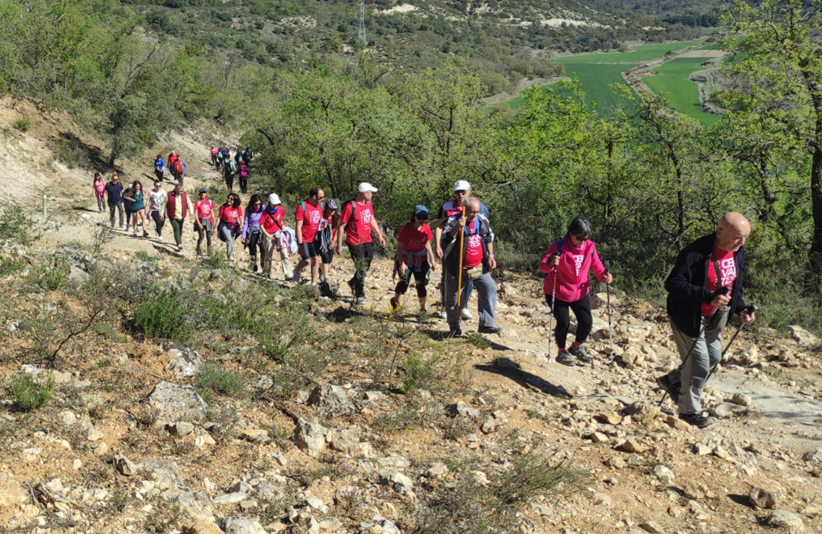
left=657, top=212, right=756, bottom=429
left=440, top=197, right=501, bottom=338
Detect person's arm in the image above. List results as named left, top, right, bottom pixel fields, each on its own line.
left=241, top=214, right=250, bottom=240
left=160, top=194, right=167, bottom=220
left=425, top=241, right=436, bottom=271
left=335, top=204, right=350, bottom=254
left=590, top=244, right=612, bottom=284
left=435, top=227, right=444, bottom=259
left=538, top=242, right=559, bottom=275
left=295, top=206, right=304, bottom=244
left=486, top=242, right=496, bottom=270
left=664, top=251, right=715, bottom=304
left=195, top=204, right=204, bottom=230
left=370, top=216, right=386, bottom=247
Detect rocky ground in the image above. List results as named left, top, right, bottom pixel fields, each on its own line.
left=1, top=104, right=821, bottom=534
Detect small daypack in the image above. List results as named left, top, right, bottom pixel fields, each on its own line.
left=180, top=159, right=187, bottom=174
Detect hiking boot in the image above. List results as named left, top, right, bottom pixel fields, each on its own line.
left=389, top=297, right=400, bottom=311
left=356, top=296, right=366, bottom=306
left=447, top=327, right=462, bottom=338
left=347, top=278, right=356, bottom=295
left=478, top=325, right=502, bottom=335
left=556, top=350, right=576, bottom=366
left=461, top=308, right=473, bottom=321
left=679, top=413, right=714, bottom=429
left=293, top=267, right=301, bottom=283
left=569, top=344, right=593, bottom=364
left=656, top=373, right=681, bottom=405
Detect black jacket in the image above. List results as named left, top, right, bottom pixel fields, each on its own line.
left=665, top=232, right=746, bottom=337
left=440, top=213, right=494, bottom=277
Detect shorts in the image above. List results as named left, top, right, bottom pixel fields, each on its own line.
left=320, top=248, right=334, bottom=264
left=299, top=242, right=318, bottom=260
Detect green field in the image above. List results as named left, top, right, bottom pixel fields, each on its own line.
left=645, top=57, right=720, bottom=125
left=497, top=39, right=710, bottom=117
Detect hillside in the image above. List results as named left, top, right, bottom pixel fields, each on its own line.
left=1, top=96, right=822, bottom=534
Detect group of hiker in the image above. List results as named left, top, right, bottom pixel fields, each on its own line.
left=211, top=144, right=252, bottom=194
left=92, top=146, right=757, bottom=429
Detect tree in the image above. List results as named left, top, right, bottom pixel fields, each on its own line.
left=721, top=0, right=822, bottom=288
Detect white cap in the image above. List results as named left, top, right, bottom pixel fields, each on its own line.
left=454, top=180, right=471, bottom=192
left=358, top=182, right=378, bottom=193
left=268, top=193, right=281, bottom=205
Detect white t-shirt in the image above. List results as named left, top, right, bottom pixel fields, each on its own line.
left=148, top=189, right=167, bottom=213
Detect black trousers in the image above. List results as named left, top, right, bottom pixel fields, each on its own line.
left=395, top=262, right=430, bottom=298
left=347, top=242, right=374, bottom=298
left=225, top=173, right=234, bottom=191
left=246, top=230, right=264, bottom=268
left=239, top=175, right=248, bottom=194
left=150, top=211, right=164, bottom=236
left=545, top=293, right=593, bottom=349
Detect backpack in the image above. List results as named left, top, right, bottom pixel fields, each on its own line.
left=225, top=160, right=235, bottom=176
left=174, top=159, right=182, bottom=174
left=180, top=159, right=187, bottom=174
left=240, top=165, right=248, bottom=178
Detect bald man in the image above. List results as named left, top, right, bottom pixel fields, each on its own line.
left=658, top=212, right=756, bottom=428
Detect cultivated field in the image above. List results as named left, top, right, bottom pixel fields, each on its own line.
left=645, top=57, right=721, bottom=125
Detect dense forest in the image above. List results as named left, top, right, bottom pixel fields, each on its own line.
left=0, top=0, right=820, bottom=332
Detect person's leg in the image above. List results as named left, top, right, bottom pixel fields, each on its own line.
left=172, top=219, right=183, bottom=247
left=262, top=236, right=274, bottom=277
left=197, top=226, right=205, bottom=255
left=473, top=272, right=497, bottom=328
left=359, top=242, right=374, bottom=298
left=219, top=224, right=234, bottom=258
left=117, top=202, right=125, bottom=228
left=347, top=244, right=365, bottom=297
left=552, top=299, right=572, bottom=351
left=444, top=271, right=468, bottom=333
left=571, top=295, right=593, bottom=343
left=310, top=256, right=319, bottom=285
left=672, top=320, right=710, bottom=415
left=206, top=228, right=213, bottom=255
left=414, top=262, right=430, bottom=310
left=279, top=247, right=293, bottom=278
left=109, top=202, right=116, bottom=227
left=140, top=211, right=149, bottom=236
left=294, top=243, right=310, bottom=282
left=152, top=211, right=164, bottom=237
left=131, top=212, right=138, bottom=235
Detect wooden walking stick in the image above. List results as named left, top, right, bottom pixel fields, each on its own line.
left=456, top=206, right=465, bottom=307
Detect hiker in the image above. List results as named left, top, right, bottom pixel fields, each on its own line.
left=93, top=172, right=106, bottom=213
left=239, top=161, right=249, bottom=194
left=294, top=187, right=325, bottom=285
left=435, top=180, right=489, bottom=321
left=390, top=205, right=436, bottom=313
left=317, top=199, right=340, bottom=296
left=260, top=193, right=294, bottom=280
left=171, top=156, right=186, bottom=185
left=656, top=212, right=755, bottom=429
left=216, top=147, right=225, bottom=169
left=166, top=182, right=192, bottom=252
left=210, top=146, right=219, bottom=168
left=123, top=182, right=134, bottom=232
left=194, top=188, right=215, bottom=256
left=242, top=194, right=266, bottom=272
left=224, top=158, right=237, bottom=191
left=440, top=196, right=500, bottom=337
left=242, top=148, right=252, bottom=165
left=218, top=193, right=244, bottom=261
left=124, top=181, right=148, bottom=238
left=335, top=183, right=386, bottom=305
left=104, top=174, right=125, bottom=229
left=147, top=180, right=168, bottom=240
left=539, top=217, right=613, bottom=366
left=167, top=151, right=178, bottom=177
left=221, top=144, right=230, bottom=162
left=234, top=147, right=243, bottom=164
left=154, top=154, right=165, bottom=182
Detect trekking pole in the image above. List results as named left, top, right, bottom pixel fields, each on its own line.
left=657, top=287, right=729, bottom=408
left=604, top=266, right=614, bottom=356
left=547, top=263, right=558, bottom=357
left=456, top=206, right=465, bottom=307
left=704, top=303, right=758, bottom=387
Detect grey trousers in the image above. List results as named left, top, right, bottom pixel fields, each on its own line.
left=444, top=270, right=496, bottom=330
left=671, top=307, right=729, bottom=415
left=219, top=224, right=236, bottom=258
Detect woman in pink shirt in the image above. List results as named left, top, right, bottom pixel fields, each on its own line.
left=539, top=217, right=613, bottom=366
left=93, top=172, right=106, bottom=213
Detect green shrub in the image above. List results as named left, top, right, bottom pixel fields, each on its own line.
left=197, top=365, right=245, bottom=397
left=402, top=352, right=443, bottom=393
left=464, top=332, right=491, bottom=349
left=0, top=206, right=38, bottom=246
left=10, top=372, right=54, bottom=411
left=13, top=117, right=31, bottom=132
left=34, top=257, right=70, bottom=290
left=133, top=284, right=192, bottom=342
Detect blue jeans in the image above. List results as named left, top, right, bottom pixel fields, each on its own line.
left=444, top=270, right=496, bottom=330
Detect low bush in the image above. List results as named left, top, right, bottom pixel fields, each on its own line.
left=9, top=372, right=54, bottom=411
left=133, top=284, right=192, bottom=342
left=197, top=365, right=245, bottom=397
left=13, top=117, right=31, bottom=132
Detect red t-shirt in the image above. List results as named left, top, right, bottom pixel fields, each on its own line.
left=220, top=205, right=243, bottom=224
left=295, top=201, right=323, bottom=243
left=701, top=246, right=737, bottom=317
left=340, top=201, right=374, bottom=246
left=463, top=218, right=484, bottom=269
left=261, top=206, right=284, bottom=234
left=194, top=199, right=214, bottom=221
left=398, top=222, right=432, bottom=266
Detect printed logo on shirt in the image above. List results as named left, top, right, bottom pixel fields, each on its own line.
left=360, top=209, right=372, bottom=225
left=468, top=234, right=482, bottom=248
left=573, top=254, right=584, bottom=277
left=310, top=210, right=322, bottom=225
left=720, top=257, right=736, bottom=286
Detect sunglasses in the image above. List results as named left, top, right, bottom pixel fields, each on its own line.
left=574, top=235, right=590, bottom=242
left=416, top=214, right=429, bottom=220
left=455, top=190, right=467, bottom=195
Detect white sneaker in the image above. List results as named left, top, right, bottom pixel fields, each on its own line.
left=157, top=234, right=164, bottom=241
left=461, top=308, right=473, bottom=320
left=437, top=310, right=447, bottom=319
left=292, top=267, right=301, bottom=283
left=178, top=244, right=184, bottom=252
left=229, top=252, right=235, bottom=261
